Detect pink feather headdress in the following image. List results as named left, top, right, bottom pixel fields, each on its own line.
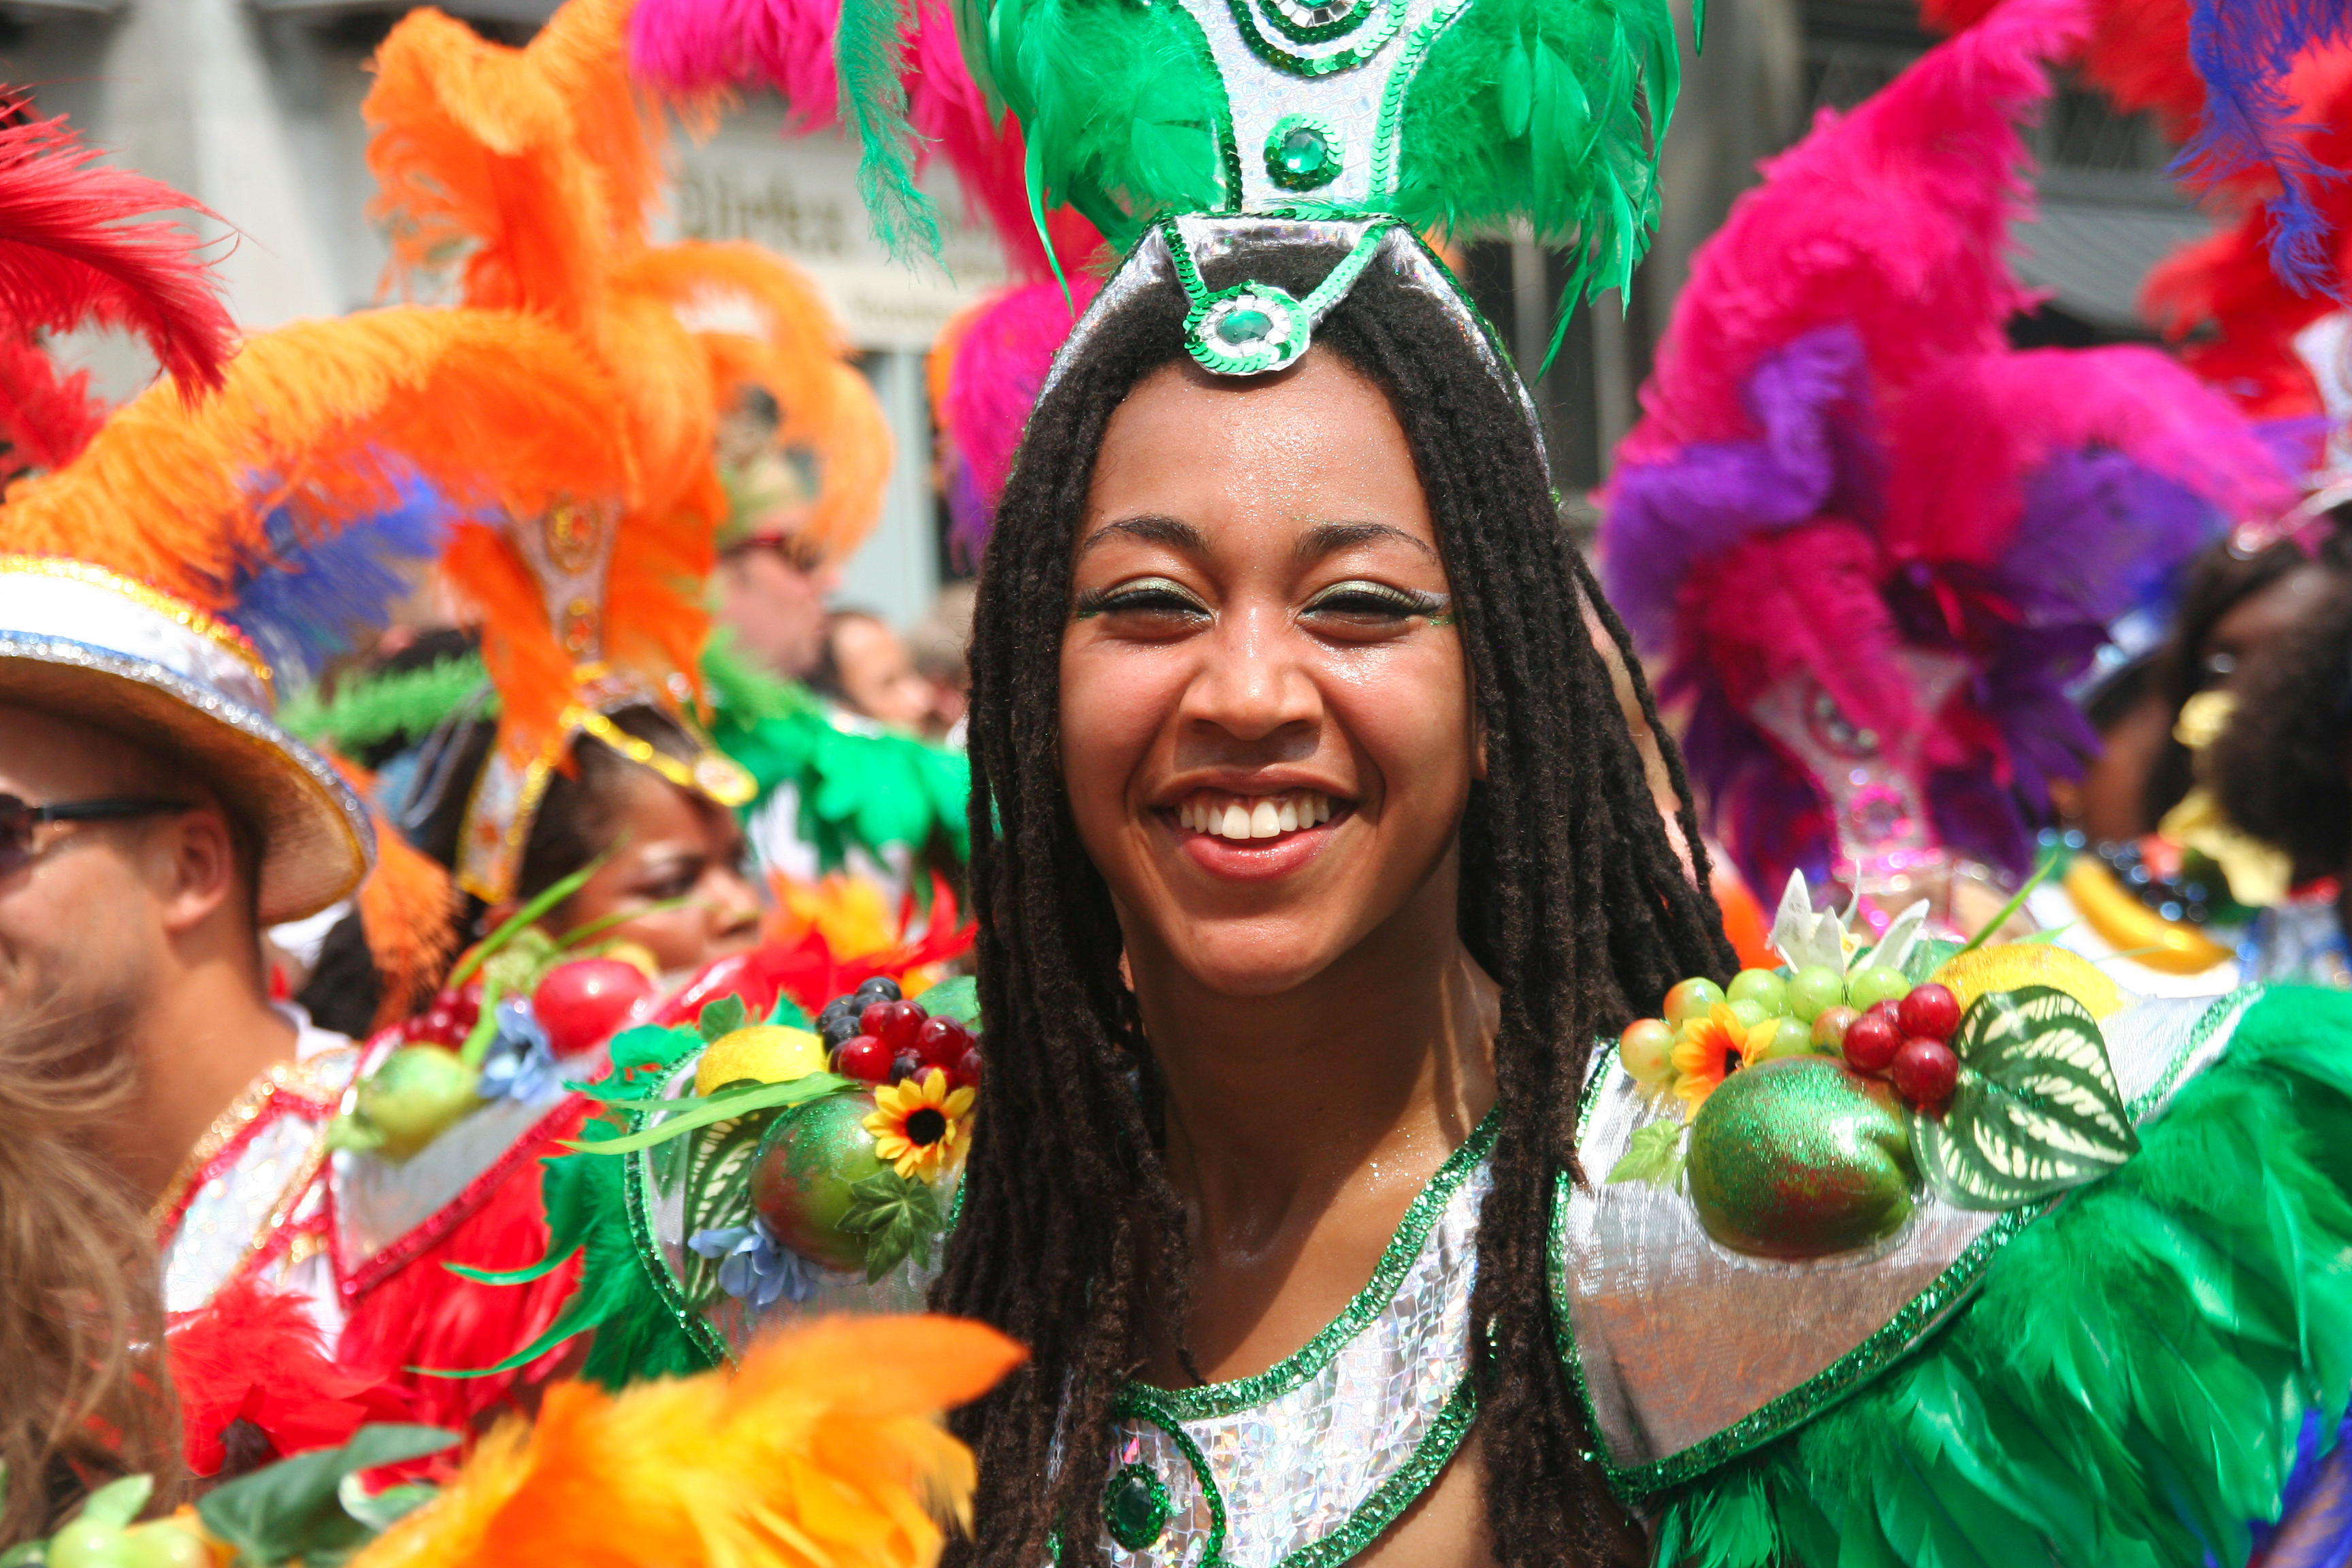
left=1600, top=0, right=2298, bottom=910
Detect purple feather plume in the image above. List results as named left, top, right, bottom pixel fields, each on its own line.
left=227, top=470, right=449, bottom=687
left=2176, top=0, right=2352, bottom=295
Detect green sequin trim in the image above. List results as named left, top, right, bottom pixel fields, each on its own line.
left=1367, top=0, right=1474, bottom=199
left=1112, top=1395, right=1230, bottom=1563
left=1549, top=986, right=2268, bottom=1500
left=1222, top=0, right=1403, bottom=78
left=1248, top=0, right=1379, bottom=47
left=1132, top=1107, right=1497, bottom=1421
left=1278, top=1379, right=1477, bottom=1568
left=2128, top=985, right=2265, bottom=1121
left=622, top=1057, right=733, bottom=1371
left=1113, top=1380, right=1477, bottom=1568
left=1105, top=1463, right=1175, bottom=1552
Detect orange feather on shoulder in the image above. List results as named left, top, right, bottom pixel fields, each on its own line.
left=349, top=1316, right=1025, bottom=1568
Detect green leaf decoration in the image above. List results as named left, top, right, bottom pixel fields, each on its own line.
left=1901, top=937, right=1963, bottom=987
left=913, top=975, right=981, bottom=1032
left=572, top=1073, right=853, bottom=1156
left=1910, top=986, right=2140, bottom=1212
left=75, top=1475, right=152, bottom=1529
left=676, top=1106, right=772, bottom=1309
left=197, top=1424, right=457, bottom=1566
left=698, top=994, right=750, bottom=1043
left=838, top=1169, right=945, bottom=1283
left=1605, top=1119, right=1688, bottom=1190
left=335, top=1473, right=438, bottom=1535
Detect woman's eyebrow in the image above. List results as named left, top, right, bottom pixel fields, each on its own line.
left=1295, top=520, right=1437, bottom=563
left=1075, top=514, right=1208, bottom=559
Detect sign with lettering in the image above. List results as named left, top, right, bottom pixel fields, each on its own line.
left=668, top=109, right=1010, bottom=350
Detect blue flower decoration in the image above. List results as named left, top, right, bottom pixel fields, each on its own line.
left=476, top=998, right=558, bottom=1102
left=687, top=1215, right=818, bottom=1310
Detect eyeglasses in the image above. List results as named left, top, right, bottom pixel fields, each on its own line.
left=0, top=794, right=194, bottom=877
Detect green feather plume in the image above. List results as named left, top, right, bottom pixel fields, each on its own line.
left=440, top=1025, right=719, bottom=1387
left=837, top=0, right=945, bottom=261
left=964, top=0, right=1232, bottom=252
left=1648, top=984, right=2352, bottom=1568
left=703, top=640, right=972, bottom=870
left=278, top=652, right=490, bottom=755
left=1394, top=0, right=1679, bottom=307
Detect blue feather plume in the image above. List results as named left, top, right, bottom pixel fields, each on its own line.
left=2177, top=0, right=2352, bottom=296
left=227, top=469, right=451, bottom=690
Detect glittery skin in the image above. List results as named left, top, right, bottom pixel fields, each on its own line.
left=1686, top=1058, right=1914, bottom=1260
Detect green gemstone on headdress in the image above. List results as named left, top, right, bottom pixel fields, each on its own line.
left=1215, top=306, right=1276, bottom=346
left=1281, top=125, right=1330, bottom=178
left=1104, top=1464, right=1172, bottom=1550
left=1265, top=113, right=1343, bottom=193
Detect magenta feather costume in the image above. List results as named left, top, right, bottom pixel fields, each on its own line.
left=1599, top=0, right=2298, bottom=911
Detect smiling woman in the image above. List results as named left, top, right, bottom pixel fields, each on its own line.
left=945, top=233, right=1735, bottom=1568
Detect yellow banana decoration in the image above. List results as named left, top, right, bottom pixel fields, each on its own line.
left=2061, top=857, right=2234, bottom=975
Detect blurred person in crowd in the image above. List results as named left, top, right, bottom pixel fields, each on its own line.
left=2203, top=583, right=2352, bottom=986
left=2070, top=521, right=2352, bottom=842
left=806, top=608, right=935, bottom=734
left=908, top=579, right=976, bottom=744
left=710, top=389, right=843, bottom=683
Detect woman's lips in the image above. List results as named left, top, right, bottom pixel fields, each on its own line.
left=1160, top=787, right=1352, bottom=880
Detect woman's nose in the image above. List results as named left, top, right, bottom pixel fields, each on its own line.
left=1181, top=606, right=1322, bottom=746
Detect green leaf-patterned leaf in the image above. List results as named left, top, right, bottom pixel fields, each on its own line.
left=677, top=1113, right=770, bottom=1307
left=1911, top=985, right=2138, bottom=1211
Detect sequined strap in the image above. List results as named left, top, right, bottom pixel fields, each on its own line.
left=1551, top=987, right=2265, bottom=1499
left=1092, top=1115, right=1496, bottom=1568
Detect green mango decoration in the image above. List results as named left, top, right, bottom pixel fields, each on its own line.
left=751, top=1090, right=891, bottom=1272
left=1687, top=1058, right=1916, bottom=1258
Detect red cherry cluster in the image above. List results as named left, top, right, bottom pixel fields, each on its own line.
left=402, top=985, right=483, bottom=1047
left=816, top=979, right=980, bottom=1089
left=1839, top=983, right=1961, bottom=1111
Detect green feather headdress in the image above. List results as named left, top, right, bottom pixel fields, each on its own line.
left=923, top=0, right=1690, bottom=379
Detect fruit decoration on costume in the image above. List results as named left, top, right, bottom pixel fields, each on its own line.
left=460, top=973, right=984, bottom=1383
left=1608, top=870, right=2139, bottom=1258
left=1598, top=0, right=2299, bottom=938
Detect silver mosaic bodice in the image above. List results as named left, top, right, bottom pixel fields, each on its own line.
left=1093, top=1124, right=1492, bottom=1568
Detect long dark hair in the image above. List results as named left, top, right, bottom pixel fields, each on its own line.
left=939, top=235, right=1735, bottom=1567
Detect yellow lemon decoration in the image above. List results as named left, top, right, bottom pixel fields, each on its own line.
left=695, top=1025, right=829, bottom=1095
left=1931, top=942, right=2123, bottom=1020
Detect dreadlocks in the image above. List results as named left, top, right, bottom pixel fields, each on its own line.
left=940, top=235, right=1735, bottom=1567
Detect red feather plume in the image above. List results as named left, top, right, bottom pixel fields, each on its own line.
left=0, top=92, right=237, bottom=400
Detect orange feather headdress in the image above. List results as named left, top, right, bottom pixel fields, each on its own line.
left=362, top=0, right=891, bottom=902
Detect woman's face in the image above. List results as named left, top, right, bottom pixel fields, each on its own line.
left=1058, top=349, right=1478, bottom=999
left=544, top=769, right=762, bottom=976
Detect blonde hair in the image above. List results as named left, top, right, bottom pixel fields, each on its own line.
left=0, top=998, right=182, bottom=1544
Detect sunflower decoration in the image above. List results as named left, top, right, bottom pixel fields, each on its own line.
left=1671, top=1004, right=1778, bottom=1115
left=864, top=1068, right=976, bottom=1183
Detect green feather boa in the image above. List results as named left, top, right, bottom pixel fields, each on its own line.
left=1648, top=983, right=2352, bottom=1568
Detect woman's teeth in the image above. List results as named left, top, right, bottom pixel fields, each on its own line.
left=1177, top=791, right=1335, bottom=840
